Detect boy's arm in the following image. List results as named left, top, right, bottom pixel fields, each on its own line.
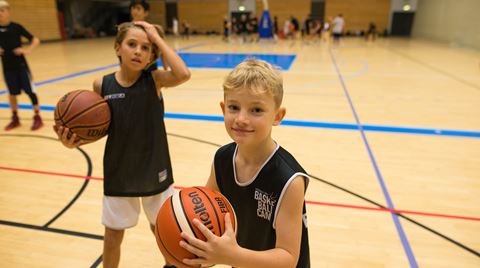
left=229, top=175, right=306, bottom=267
left=26, top=37, right=40, bottom=53
left=181, top=175, right=306, bottom=268
left=205, top=163, right=220, bottom=191
left=13, top=37, right=40, bottom=56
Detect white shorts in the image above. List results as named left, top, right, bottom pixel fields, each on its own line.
left=102, top=185, right=175, bottom=230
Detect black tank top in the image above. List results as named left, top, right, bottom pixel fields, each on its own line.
left=101, top=71, right=173, bottom=196
left=214, top=142, right=310, bottom=268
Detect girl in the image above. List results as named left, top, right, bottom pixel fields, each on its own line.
left=55, top=21, right=190, bottom=268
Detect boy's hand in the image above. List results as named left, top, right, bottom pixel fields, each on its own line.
left=53, top=125, right=85, bottom=148
left=0, top=47, right=4, bottom=56
left=180, top=213, right=238, bottom=266
left=13, top=47, right=30, bottom=56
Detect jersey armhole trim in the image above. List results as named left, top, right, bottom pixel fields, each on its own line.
left=272, top=172, right=309, bottom=229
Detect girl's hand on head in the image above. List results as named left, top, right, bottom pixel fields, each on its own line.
left=134, top=21, right=162, bottom=41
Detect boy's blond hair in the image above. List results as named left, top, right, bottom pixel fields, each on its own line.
left=0, top=0, right=10, bottom=8
left=223, top=58, right=283, bottom=108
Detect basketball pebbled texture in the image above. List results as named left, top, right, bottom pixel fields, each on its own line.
left=54, top=89, right=110, bottom=141
left=155, top=186, right=236, bottom=268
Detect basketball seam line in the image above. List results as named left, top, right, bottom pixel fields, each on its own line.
left=196, top=187, right=223, bottom=236
left=179, top=190, right=200, bottom=240
left=57, top=90, right=84, bottom=122
left=62, top=100, right=108, bottom=126
left=156, top=219, right=183, bottom=265
left=68, top=120, right=110, bottom=130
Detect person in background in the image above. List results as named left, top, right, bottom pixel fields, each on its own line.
left=0, top=0, right=43, bottom=131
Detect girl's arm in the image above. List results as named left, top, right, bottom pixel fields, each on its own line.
left=134, top=21, right=191, bottom=89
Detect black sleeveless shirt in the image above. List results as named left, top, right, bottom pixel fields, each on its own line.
left=214, top=143, right=310, bottom=268
left=101, top=71, right=174, bottom=196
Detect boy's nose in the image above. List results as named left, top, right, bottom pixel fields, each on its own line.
left=235, top=110, right=249, bottom=124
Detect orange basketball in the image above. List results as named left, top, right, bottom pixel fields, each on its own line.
left=155, top=186, right=236, bottom=268
left=54, top=90, right=110, bottom=142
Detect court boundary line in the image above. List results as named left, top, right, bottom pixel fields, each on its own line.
left=387, top=48, right=480, bottom=91
left=1, top=106, right=479, bottom=139
left=1, top=132, right=479, bottom=260
left=329, top=48, right=418, bottom=267
left=1, top=165, right=479, bottom=222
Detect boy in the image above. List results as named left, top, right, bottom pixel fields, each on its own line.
left=0, top=0, right=42, bottom=130
left=180, top=59, right=310, bottom=267
left=130, top=0, right=149, bottom=22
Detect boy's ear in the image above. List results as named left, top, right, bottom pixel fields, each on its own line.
left=220, top=101, right=226, bottom=115
left=273, top=107, right=286, bottom=126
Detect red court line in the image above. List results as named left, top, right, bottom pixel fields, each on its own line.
left=306, top=200, right=480, bottom=222
left=1, top=165, right=479, bottom=222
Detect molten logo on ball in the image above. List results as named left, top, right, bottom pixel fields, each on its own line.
left=155, top=186, right=236, bottom=268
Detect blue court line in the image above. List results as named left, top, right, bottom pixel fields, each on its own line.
left=0, top=64, right=119, bottom=95
left=329, top=48, right=418, bottom=267
left=176, top=52, right=297, bottom=70
left=1, top=103, right=479, bottom=139
left=0, top=42, right=211, bottom=95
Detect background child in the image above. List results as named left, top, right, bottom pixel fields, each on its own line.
left=179, top=58, right=310, bottom=268
left=129, top=0, right=163, bottom=72
left=54, top=21, right=190, bottom=268
left=0, top=0, right=42, bottom=130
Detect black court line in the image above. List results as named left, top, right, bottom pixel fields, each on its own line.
left=90, top=255, right=103, bottom=268
left=1, top=132, right=478, bottom=265
left=0, top=219, right=103, bottom=240
left=168, top=132, right=480, bottom=258
left=0, top=134, right=93, bottom=227
left=387, top=48, right=480, bottom=91
left=0, top=134, right=104, bottom=260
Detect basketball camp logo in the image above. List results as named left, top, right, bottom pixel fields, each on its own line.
left=254, top=188, right=277, bottom=221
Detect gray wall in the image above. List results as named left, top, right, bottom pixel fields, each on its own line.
left=412, top=0, right=480, bottom=49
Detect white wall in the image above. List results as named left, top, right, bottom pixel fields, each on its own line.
left=412, top=0, right=480, bottom=49
left=229, top=0, right=256, bottom=14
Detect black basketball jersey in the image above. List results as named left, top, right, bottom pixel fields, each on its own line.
left=0, top=22, right=33, bottom=71
left=101, top=71, right=173, bottom=196
left=214, top=142, right=310, bottom=268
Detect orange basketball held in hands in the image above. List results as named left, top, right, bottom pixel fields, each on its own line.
left=155, top=186, right=237, bottom=268
left=54, top=90, right=110, bottom=142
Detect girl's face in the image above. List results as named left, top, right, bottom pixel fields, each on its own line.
left=221, top=88, right=285, bottom=147
left=116, top=27, right=153, bottom=71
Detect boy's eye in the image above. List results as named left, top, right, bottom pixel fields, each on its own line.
left=142, top=45, right=150, bottom=51
left=252, top=107, right=264, bottom=113
left=227, top=105, right=239, bottom=111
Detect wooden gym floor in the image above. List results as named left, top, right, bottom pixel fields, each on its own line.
left=0, top=35, right=479, bottom=267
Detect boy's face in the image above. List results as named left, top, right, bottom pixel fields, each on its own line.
left=115, top=27, right=154, bottom=70
left=0, top=6, right=11, bottom=24
left=130, top=4, right=148, bottom=22
left=220, top=88, right=285, bottom=147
